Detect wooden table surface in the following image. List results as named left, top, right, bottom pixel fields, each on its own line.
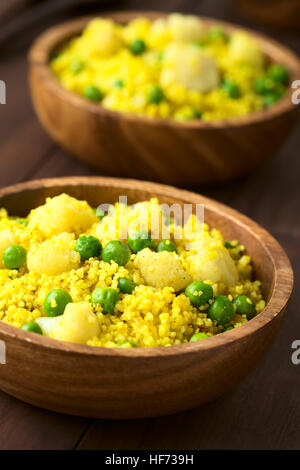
left=0, top=0, right=299, bottom=450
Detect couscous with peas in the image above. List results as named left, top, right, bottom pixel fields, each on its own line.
left=50, top=13, right=290, bottom=121
left=0, top=194, right=265, bottom=348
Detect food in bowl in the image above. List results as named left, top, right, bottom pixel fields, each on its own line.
left=0, top=194, right=266, bottom=347
left=50, top=13, right=290, bottom=121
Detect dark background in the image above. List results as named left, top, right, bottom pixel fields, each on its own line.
left=0, top=0, right=299, bottom=450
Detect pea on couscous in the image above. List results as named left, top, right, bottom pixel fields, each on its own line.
left=0, top=194, right=266, bottom=348
left=50, top=13, right=290, bottom=121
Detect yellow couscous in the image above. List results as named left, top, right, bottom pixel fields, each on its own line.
left=50, top=13, right=290, bottom=121
left=0, top=194, right=266, bottom=348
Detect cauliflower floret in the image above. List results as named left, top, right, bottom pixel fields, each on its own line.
left=186, top=246, right=239, bottom=285
left=35, top=315, right=61, bottom=337
left=229, top=31, right=264, bottom=69
left=35, top=302, right=100, bottom=344
left=168, top=13, right=205, bottom=42
left=83, top=18, right=123, bottom=55
left=161, top=44, right=220, bottom=92
left=148, top=18, right=172, bottom=48
left=0, top=229, right=18, bottom=268
left=27, top=232, right=80, bottom=275
left=28, top=193, right=97, bottom=238
left=134, top=248, right=191, bottom=291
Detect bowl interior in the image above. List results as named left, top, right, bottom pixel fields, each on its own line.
left=0, top=179, right=277, bottom=303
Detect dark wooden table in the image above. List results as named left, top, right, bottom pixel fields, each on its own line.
left=0, top=0, right=299, bottom=450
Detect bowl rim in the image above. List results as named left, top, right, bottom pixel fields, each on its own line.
left=0, top=176, right=294, bottom=358
left=28, top=10, right=300, bottom=130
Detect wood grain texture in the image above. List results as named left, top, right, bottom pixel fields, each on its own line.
left=28, top=11, right=300, bottom=185
left=236, top=0, right=300, bottom=31
left=0, top=392, right=89, bottom=450
left=0, top=176, right=293, bottom=419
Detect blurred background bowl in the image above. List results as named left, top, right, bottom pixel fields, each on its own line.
left=29, top=11, right=300, bottom=185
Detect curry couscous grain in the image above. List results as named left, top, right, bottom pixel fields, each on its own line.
left=0, top=194, right=265, bottom=347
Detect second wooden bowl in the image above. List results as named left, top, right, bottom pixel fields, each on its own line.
left=236, top=0, right=300, bottom=31
left=28, top=11, right=300, bottom=185
left=0, top=177, right=294, bottom=418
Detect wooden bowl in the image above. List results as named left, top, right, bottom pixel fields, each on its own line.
left=28, top=12, right=300, bottom=186
left=0, top=177, right=293, bottom=418
left=236, top=0, right=300, bottom=31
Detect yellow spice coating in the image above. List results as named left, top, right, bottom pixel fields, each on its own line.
left=0, top=195, right=266, bottom=348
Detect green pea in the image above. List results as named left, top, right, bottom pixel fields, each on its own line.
left=194, top=40, right=206, bottom=48
left=208, top=295, right=235, bottom=325
left=102, top=240, right=131, bottom=266
left=234, top=295, right=256, bottom=319
left=70, top=59, right=85, bottom=74
left=128, top=230, right=154, bottom=253
left=190, top=332, right=209, bottom=342
left=84, top=85, right=103, bottom=102
left=254, top=77, right=276, bottom=95
left=93, top=207, right=105, bottom=220
left=90, top=287, right=119, bottom=314
left=117, top=341, right=137, bottom=348
left=43, top=289, right=72, bottom=317
left=156, top=240, right=177, bottom=253
left=21, top=322, right=43, bottom=335
left=263, top=91, right=282, bottom=107
left=176, top=107, right=202, bottom=120
left=224, top=241, right=234, bottom=249
left=113, top=79, right=125, bottom=88
left=205, top=27, right=229, bottom=43
left=118, top=278, right=136, bottom=294
left=16, top=218, right=28, bottom=226
left=267, top=64, right=289, bottom=86
left=221, top=80, right=241, bottom=99
left=74, top=235, right=102, bottom=261
left=130, top=38, right=146, bottom=55
left=192, top=108, right=202, bottom=119
left=3, top=244, right=26, bottom=269
left=148, top=85, right=164, bottom=104
left=223, top=325, right=234, bottom=332
left=185, top=281, right=214, bottom=307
